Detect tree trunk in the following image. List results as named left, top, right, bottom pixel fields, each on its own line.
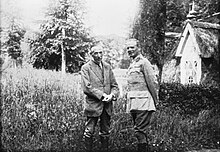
left=61, top=43, right=66, bottom=75
left=61, top=28, right=66, bottom=75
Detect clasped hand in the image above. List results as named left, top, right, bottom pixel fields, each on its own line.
left=102, top=93, right=113, bottom=102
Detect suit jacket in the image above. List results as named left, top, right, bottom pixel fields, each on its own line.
left=81, top=60, right=119, bottom=117
left=126, top=54, right=158, bottom=112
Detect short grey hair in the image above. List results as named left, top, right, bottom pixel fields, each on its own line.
left=89, top=45, right=103, bottom=55
left=125, top=38, right=140, bottom=48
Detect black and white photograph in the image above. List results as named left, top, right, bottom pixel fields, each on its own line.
left=1, top=0, right=220, bottom=152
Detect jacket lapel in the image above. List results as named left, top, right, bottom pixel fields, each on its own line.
left=102, top=62, right=107, bottom=83
left=89, top=61, right=104, bottom=82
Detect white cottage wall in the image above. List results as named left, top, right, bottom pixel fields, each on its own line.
left=180, top=33, right=201, bottom=84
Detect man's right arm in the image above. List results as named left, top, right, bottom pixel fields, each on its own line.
left=81, top=65, right=105, bottom=100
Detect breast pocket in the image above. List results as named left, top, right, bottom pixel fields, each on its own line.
left=126, top=91, right=151, bottom=112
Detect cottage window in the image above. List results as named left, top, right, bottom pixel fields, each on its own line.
left=194, top=61, right=197, bottom=67
left=188, top=76, right=193, bottom=84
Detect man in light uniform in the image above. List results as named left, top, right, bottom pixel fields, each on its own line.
left=126, top=38, right=158, bottom=152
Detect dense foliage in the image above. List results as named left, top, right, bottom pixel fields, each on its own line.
left=131, top=0, right=170, bottom=83
left=1, top=68, right=220, bottom=152
left=5, top=21, right=26, bottom=60
left=159, top=82, right=220, bottom=116
left=29, top=0, right=94, bottom=73
left=1, top=18, right=26, bottom=67
left=0, top=0, right=27, bottom=69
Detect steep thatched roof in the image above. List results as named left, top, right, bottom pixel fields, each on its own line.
left=189, top=20, right=220, bottom=58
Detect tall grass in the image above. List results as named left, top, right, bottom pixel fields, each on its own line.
left=1, top=68, right=85, bottom=152
left=1, top=67, right=220, bottom=152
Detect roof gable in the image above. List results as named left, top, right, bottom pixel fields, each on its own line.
left=175, top=20, right=219, bottom=58
left=175, top=21, right=200, bottom=57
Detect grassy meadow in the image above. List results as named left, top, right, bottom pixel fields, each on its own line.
left=1, top=67, right=220, bottom=152
left=1, top=67, right=85, bottom=151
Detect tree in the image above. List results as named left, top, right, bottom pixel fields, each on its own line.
left=0, top=0, right=26, bottom=68
left=166, top=0, right=187, bottom=32
left=6, top=19, right=26, bottom=61
left=29, top=0, right=94, bottom=73
left=1, top=19, right=26, bottom=69
left=131, top=0, right=167, bottom=84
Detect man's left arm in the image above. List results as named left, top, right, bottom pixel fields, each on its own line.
left=109, top=68, right=119, bottom=100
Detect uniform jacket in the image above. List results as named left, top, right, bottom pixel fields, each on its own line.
left=126, top=54, right=158, bottom=112
left=81, top=60, right=119, bottom=117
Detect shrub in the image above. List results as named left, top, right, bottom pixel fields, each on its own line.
left=150, top=82, right=220, bottom=151
left=159, top=82, right=220, bottom=116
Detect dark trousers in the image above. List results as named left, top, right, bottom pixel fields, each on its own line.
left=130, top=110, right=153, bottom=144
left=84, top=109, right=111, bottom=138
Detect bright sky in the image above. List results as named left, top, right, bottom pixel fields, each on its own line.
left=2, top=0, right=139, bottom=37
left=84, top=0, right=139, bottom=37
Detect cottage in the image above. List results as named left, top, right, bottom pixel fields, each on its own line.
left=175, top=20, right=219, bottom=85
left=161, top=1, right=220, bottom=85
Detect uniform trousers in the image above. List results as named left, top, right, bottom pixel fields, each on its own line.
left=130, top=110, right=153, bottom=143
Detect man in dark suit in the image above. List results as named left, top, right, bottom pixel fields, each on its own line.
left=81, top=44, right=119, bottom=152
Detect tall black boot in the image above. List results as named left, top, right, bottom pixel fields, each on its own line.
left=100, top=136, right=109, bottom=152
left=137, top=143, right=146, bottom=152
left=84, top=136, right=93, bottom=152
